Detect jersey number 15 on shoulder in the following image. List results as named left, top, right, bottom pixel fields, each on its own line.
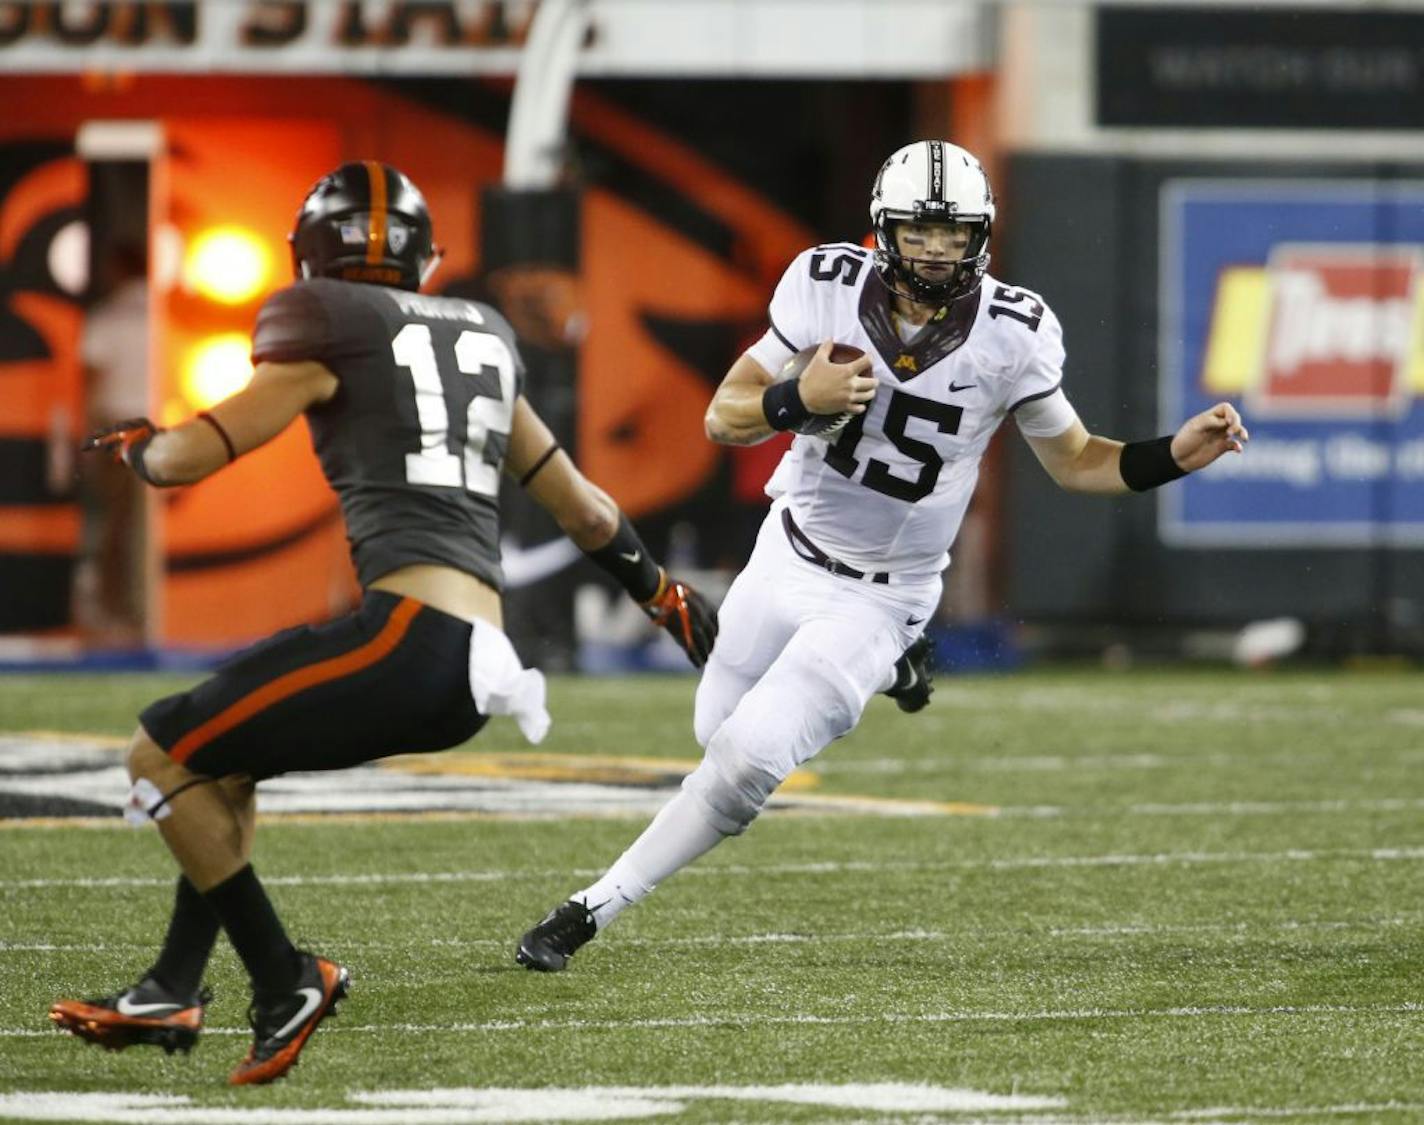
left=392, top=323, right=516, bottom=498
left=987, top=284, right=1044, bottom=331
left=808, top=247, right=867, bottom=287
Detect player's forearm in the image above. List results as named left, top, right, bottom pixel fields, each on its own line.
left=705, top=354, right=779, bottom=446
left=551, top=477, right=621, bottom=551
left=1057, top=435, right=1130, bottom=494
left=140, top=419, right=233, bottom=486
left=705, top=386, right=775, bottom=446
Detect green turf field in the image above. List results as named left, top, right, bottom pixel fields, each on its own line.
left=1, top=668, right=1422, bottom=1123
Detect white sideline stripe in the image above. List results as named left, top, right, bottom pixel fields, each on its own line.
left=9, top=845, right=1424, bottom=891
left=5, top=914, right=1419, bottom=955
left=1174, top=1105, right=1424, bottom=1120
left=0, top=1085, right=1068, bottom=1125
left=999, top=797, right=1424, bottom=819
left=6, top=1001, right=1421, bottom=1040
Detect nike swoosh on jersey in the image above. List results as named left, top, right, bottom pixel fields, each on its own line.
left=947, top=382, right=977, bottom=392
left=115, top=995, right=183, bottom=1017
left=618, top=550, right=641, bottom=564
left=906, top=615, right=925, bottom=626
left=272, top=987, right=324, bottom=1040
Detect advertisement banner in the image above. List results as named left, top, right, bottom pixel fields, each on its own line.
left=1097, top=7, right=1424, bottom=129
left=1160, top=180, right=1424, bottom=547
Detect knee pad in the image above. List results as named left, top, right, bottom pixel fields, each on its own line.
left=682, top=730, right=784, bottom=836
left=123, top=775, right=215, bottom=827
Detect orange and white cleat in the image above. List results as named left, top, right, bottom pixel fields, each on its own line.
left=49, top=977, right=210, bottom=1055
left=228, top=952, right=349, bottom=1086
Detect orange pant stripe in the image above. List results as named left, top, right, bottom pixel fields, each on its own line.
left=170, top=597, right=421, bottom=766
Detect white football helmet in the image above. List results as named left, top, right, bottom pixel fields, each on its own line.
left=869, top=140, right=994, bottom=305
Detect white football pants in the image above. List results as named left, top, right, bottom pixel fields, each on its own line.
left=573, top=498, right=943, bottom=929
left=684, top=497, right=942, bottom=832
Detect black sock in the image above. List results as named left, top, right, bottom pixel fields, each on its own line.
left=147, top=876, right=220, bottom=997
left=203, top=864, right=301, bottom=997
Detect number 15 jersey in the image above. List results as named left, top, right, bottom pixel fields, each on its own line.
left=251, top=278, right=524, bottom=592
left=745, top=243, right=1080, bottom=579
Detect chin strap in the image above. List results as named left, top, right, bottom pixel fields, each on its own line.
left=419, top=247, right=445, bottom=288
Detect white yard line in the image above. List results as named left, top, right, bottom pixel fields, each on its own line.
left=7, top=845, right=1424, bottom=893
left=1173, top=1104, right=1424, bottom=1119
left=5, top=1000, right=1420, bottom=1041
left=817, top=753, right=1418, bottom=775
left=7, top=915, right=1417, bottom=956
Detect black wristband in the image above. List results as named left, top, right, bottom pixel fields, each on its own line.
left=1120, top=435, right=1187, bottom=492
left=128, top=432, right=166, bottom=487
left=762, top=379, right=812, bottom=433
left=586, top=514, right=664, bottom=602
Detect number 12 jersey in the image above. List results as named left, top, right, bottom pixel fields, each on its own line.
left=251, top=278, right=524, bottom=591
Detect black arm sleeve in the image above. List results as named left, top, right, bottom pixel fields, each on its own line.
left=586, top=515, right=663, bottom=602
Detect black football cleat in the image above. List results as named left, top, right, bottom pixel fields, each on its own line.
left=516, top=899, right=596, bottom=972
left=885, top=633, right=935, bottom=713
left=228, top=952, right=349, bottom=1086
left=49, top=976, right=211, bottom=1055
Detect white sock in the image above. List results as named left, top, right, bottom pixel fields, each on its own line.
left=574, top=788, right=728, bottom=931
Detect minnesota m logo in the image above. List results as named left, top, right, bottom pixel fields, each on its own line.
left=894, top=354, right=917, bottom=373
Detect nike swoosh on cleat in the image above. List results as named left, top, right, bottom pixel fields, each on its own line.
left=115, top=996, right=183, bottom=1017
left=272, top=987, right=324, bottom=1041
left=618, top=550, right=641, bottom=564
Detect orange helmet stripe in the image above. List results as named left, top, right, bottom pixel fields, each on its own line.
left=363, top=160, right=387, bottom=266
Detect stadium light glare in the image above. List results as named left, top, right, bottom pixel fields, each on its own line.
left=183, top=333, right=253, bottom=409
left=185, top=226, right=271, bottom=305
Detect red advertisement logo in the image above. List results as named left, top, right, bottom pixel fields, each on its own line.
left=1255, top=244, right=1420, bottom=417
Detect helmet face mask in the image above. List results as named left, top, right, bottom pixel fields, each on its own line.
left=870, top=140, right=995, bottom=306
left=289, top=162, right=441, bottom=291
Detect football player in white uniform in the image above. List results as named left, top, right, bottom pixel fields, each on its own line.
left=516, top=140, right=1248, bottom=970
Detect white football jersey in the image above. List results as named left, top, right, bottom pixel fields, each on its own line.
left=744, top=242, right=1078, bottom=577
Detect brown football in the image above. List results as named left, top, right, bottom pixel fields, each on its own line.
left=775, top=343, right=865, bottom=437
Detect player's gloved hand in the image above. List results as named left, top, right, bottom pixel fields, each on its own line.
left=82, top=417, right=162, bottom=471
left=641, top=569, right=718, bottom=669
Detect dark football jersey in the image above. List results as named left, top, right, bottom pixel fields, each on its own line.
left=251, top=278, right=524, bottom=591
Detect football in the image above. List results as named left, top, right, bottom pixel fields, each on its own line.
left=775, top=343, right=865, bottom=438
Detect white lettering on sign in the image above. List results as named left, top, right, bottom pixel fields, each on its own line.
left=1268, top=270, right=1414, bottom=377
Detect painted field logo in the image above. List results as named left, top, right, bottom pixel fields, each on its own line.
left=1203, top=243, right=1424, bottom=419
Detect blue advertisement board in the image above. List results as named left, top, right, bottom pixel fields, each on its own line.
left=1159, top=180, right=1424, bottom=547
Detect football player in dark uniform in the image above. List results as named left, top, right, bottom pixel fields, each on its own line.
left=49, top=162, right=716, bottom=1085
